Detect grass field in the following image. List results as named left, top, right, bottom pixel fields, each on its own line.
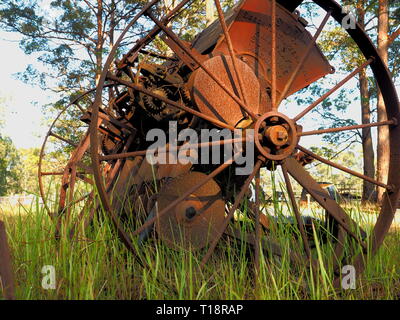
left=1, top=196, right=399, bottom=300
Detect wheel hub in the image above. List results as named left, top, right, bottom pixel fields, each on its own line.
left=254, top=112, right=298, bottom=161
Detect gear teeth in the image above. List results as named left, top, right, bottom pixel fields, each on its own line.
left=101, top=135, right=116, bottom=155
left=182, top=87, right=192, bottom=105
left=142, top=87, right=168, bottom=115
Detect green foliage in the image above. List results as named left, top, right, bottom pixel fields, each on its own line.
left=0, top=134, right=21, bottom=196
left=296, top=0, right=399, bottom=148
left=309, top=144, right=363, bottom=195
left=17, top=148, right=41, bottom=194
left=0, top=0, right=146, bottom=94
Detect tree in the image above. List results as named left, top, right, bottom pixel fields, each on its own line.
left=301, top=0, right=400, bottom=203
left=17, top=148, right=41, bottom=194
left=296, top=0, right=377, bottom=202
left=0, top=134, right=21, bottom=196
left=357, top=0, right=376, bottom=202
left=375, top=0, right=400, bottom=204
left=0, top=0, right=148, bottom=96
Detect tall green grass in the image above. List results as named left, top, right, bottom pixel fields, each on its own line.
left=0, top=187, right=399, bottom=300
left=3, top=0, right=395, bottom=300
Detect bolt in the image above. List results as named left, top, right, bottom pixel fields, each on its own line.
left=261, top=121, right=267, bottom=128
left=185, top=206, right=197, bottom=220
left=277, top=131, right=288, bottom=141
left=270, top=116, right=279, bottom=124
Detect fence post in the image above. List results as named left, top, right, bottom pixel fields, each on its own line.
left=0, top=220, right=15, bottom=300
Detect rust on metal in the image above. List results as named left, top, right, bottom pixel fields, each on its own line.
left=190, top=55, right=260, bottom=126
left=192, top=0, right=333, bottom=106
left=156, top=172, right=225, bottom=250
left=0, top=221, right=15, bottom=300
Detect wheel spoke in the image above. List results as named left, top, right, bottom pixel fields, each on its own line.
left=76, top=174, right=93, bottom=185
left=281, top=161, right=312, bottom=259
left=271, top=0, right=277, bottom=110
left=73, top=101, right=86, bottom=114
left=99, top=136, right=249, bottom=161
left=105, top=135, right=136, bottom=192
left=106, top=73, right=235, bottom=130
left=297, top=145, right=390, bottom=190
left=284, top=157, right=367, bottom=250
left=40, top=172, right=70, bottom=176
left=117, top=0, right=192, bottom=68
left=224, top=224, right=302, bottom=266
left=293, top=58, right=374, bottom=122
left=68, top=192, right=95, bottom=240
left=145, top=11, right=258, bottom=120
left=56, top=133, right=92, bottom=215
left=278, top=10, right=332, bottom=104
left=299, top=119, right=397, bottom=136
left=214, top=0, right=248, bottom=107
left=49, top=131, right=78, bottom=148
left=200, top=159, right=263, bottom=268
left=66, top=165, right=78, bottom=219
left=96, top=111, right=136, bottom=133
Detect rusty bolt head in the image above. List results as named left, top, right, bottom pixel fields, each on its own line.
left=266, top=125, right=289, bottom=147
left=270, top=116, right=279, bottom=124
left=277, top=130, right=288, bottom=141
left=261, top=121, right=267, bottom=129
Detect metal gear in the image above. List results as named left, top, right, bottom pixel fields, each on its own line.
left=141, top=87, right=169, bottom=115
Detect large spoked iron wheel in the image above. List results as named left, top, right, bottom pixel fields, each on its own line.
left=40, top=0, right=400, bottom=289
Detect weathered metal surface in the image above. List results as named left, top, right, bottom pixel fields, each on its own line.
left=155, top=172, right=225, bottom=250
left=285, top=157, right=367, bottom=250
left=191, top=55, right=261, bottom=126
left=0, top=221, right=15, bottom=300
left=254, top=111, right=297, bottom=161
left=192, top=0, right=333, bottom=103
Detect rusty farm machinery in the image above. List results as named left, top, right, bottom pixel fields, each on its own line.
left=38, top=0, right=400, bottom=288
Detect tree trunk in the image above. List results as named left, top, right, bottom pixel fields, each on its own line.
left=359, top=69, right=376, bottom=203
left=357, top=1, right=376, bottom=203
left=95, top=0, right=104, bottom=85
left=376, top=0, right=390, bottom=204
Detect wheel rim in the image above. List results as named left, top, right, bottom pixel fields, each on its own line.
left=38, top=85, right=119, bottom=237
left=38, top=89, right=96, bottom=230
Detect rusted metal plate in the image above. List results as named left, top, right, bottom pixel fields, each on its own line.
left=155, top=172, right=225, bottom=250
left=191, top=54, right=261, bottom=126
left=192, top=0, right=332, bottom=102
left=0, top=221, right=15, bottom=300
